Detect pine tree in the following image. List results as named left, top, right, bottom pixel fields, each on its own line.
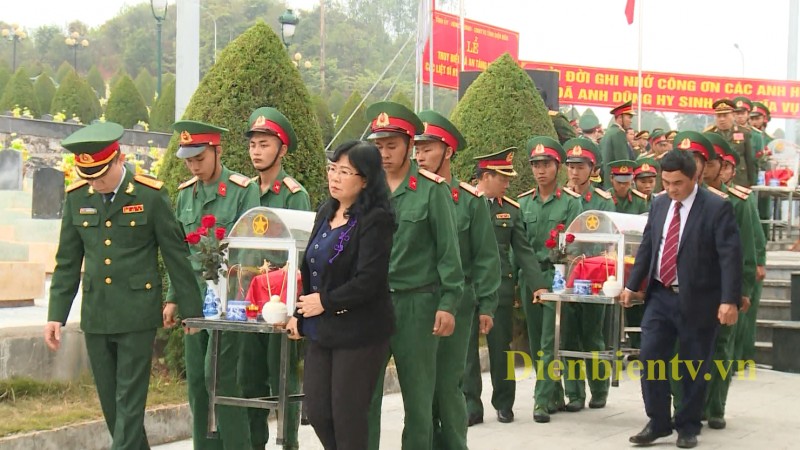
left=105, top=73, right=150, bottom=129
left=0, top=68, right=40, bottom=116
left=158, top=21, right=325, bottom=205
left=331, top=90, right=368, bottom=150
left=134, top=68, right=156, bottom=106
left=86, top=65, right=106, bottom=98
left=33, top=74, right=57, bottom=118
left=149, top=77, right=176, bottom=132
left=50, top=69, right=102, bottom=122
left=55, top=61, right=73, bottom=83
left=312, top=95, right=335, bottom=147
left=450, top=53, right=557, bottom=195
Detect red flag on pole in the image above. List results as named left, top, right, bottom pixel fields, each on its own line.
left=625, top=0, right=636, bottom=24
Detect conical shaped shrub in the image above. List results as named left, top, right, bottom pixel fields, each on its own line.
left=50, top=69, right=102, bottom=122
left=86, top=65, right=106, bottom=98
left=106, top=73, right=149, bottom=129
left=33, top=74, right=57, bottom=118
left=134, top=68, right=156, bottom=106
left=149, top=77, right=176, bottom=132
left=55, top=61, right=73, bottom=83
left=0, top=68, right=40, bottom=116
left=158, top=21, right=325, bottom=204
left=331, top=90, right=368, bottom=149
left=450, top=53, right=556, bottom=195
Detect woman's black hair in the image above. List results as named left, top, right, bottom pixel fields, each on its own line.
left=660, top=149, right=697, bottom=180
left=328, top=140, right=395, bottom=223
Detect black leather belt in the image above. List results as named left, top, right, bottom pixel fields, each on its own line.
left=390, top=283, right=439, bottom=294
left=655, top=280, right=679, bottom=294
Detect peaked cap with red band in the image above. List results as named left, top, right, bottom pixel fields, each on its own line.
left=415, top=109, right=466, bottom=153
left=751, top=101, right=770, bottom=119
left=61, top=121, right=125, bottom=179
left=634, top=157, right=659, bottom=178
left=173, top=120, right=228, bottom=159
left=563, top=137, right=601, bottom=165
left=474, top=147, right=518, bottom=177
left=703, top=132, right=737, bottom=166
left=527, top=136, right=566, bottom=163
left=610, top=100, right=635, bottom=117
left=674, top=130, right=717, bottom=161
left=246, top=107, right=298, bottom=152
left=365, top=101, right=424, bottom=140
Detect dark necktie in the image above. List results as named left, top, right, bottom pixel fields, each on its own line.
left=104, top=192, right=115, bottom=204
left=659, top=201, right=682, bottom=286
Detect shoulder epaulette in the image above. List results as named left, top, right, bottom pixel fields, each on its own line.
left=418, top=168, right=445, bottom=184
left=733, top=184, right=752, bottom=195
left=229, top=173, right=251, bottom=188
left=251, top=176, right=259, bottom=183
left=548, top=110, right=558, bottom=117
left=517, top=188, right=536, bottom=199
left=703, top=125, right=715, bottom=133
left=594, top=187, right=613, bottom=200
left=282, top=176, right=303, bottom=193
left=727, top=187, right=748, bottom=200
left=562, top=187, right=581, bottom=198
left=503, top=196, right=520, bottom=208
left=459, top=181, right=481, bottom=198
left=65, top=179, right=88, bottom=193
left=632, top=189, right=647, bottom=199
left=178, top=176, right=198, bottom=190
left=133, top=174, right=163, bottom=190
left=707, top=186, right=729, bottom=199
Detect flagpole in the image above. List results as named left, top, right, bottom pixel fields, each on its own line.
left=458, top=0, right=465, bottom=100
left=429, top=0, right=435, bottom=109
left=636, top=0, right=643, bottom=131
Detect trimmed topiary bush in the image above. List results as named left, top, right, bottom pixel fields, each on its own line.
left=149, top=77, right=176, bottom=132
left=86, top=65, right=106, bottom=98
left=0, top=68, right=40, bottom=116
left=158, top=21, right=325, bottom=205
left=55, top=61, right=73, bottom=83
left=33, top=74, right=57, bottom=118
left=134, top=68, right=156, bottom=106
left=105, top=73, right=149, bottom=129
left=50, top=69, right=102, bottom=122
left=450, top=53, right=556, bottom=195
left=331, top=90, right=369, bottom=150
left=312, top=94, right=335, bottom=147
left=0, top=66, right=10, bottom=96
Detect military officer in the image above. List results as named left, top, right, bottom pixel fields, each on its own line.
left=414, top=110, right=501, bottom=447
left=365, top=101, right=464, bottom=450
left=565, top=106, right=582, bottom=134
left=706, top=99, right=755, bottom=187
left=463, top=147, right=548, bottom=426
left=635, top=130, right=651, bottom=155
left=45, top=122, right=203, bottom=450
left=600, top=101, right=636, bottom=188
left=560, top=137, right=613, bottom=411
left=634, top=158, right=659, bottom=202
left=664, top=130, right=678, bottom=148
left=518, top=136, right=583, bottom=423
left=732, top=97, right=765, bottom=166
left=239, top=107, right=309, bottom=450
left=170, top=120, right=260, bottom=450
left=608, top=160, right=648, bottom=214
left=750, top=102, right=773, bottom=145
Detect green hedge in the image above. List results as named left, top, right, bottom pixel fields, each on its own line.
left=50, top=69, right=102, bottom=122
left=106, top=73, right=149, bottom=129
left=312, top=94, right=335, bottom=147
left=134, top=68, right=156, bottom=106
left=0, top=68, right=40, bottom=116
left=33, top=75, right=57, bottom=118
left=86, top=65, right=106, bottom=98
left=149, top=77, right=176, bottom=132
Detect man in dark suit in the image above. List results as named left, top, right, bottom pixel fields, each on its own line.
left=620, top=143, right=742, bottom=449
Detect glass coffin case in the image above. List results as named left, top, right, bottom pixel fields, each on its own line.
left=539, top=210, right=647, bottom=386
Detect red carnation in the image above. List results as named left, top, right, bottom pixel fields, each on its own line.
left=550, top=229, right=558, bottom=239
left=565, top=233, right=575, bottom=243
left=556, top=223, right=566, bottom=232
left=185, top=232, right=201, bottom=245
left=201, top=214, right=216, bottom=228
left=545, top=238, right=557, bottom=249
left=197, top=226, right=208, bottom=237
left=215, top=227, right=226, bottom=240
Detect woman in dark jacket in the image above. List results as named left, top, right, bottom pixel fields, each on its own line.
left=286, top=140, right=395, bottom=450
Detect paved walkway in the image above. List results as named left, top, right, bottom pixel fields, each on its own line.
left=154, top=367, right=800, bottom=449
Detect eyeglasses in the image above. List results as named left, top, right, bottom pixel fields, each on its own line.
left=326, top=165, right=361, bottom=178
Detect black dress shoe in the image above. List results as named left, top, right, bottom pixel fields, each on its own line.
left=467, top=413, right=483, bottom=427
left=565, top=399, right=584, bottom=412
left=496, top=409, right=514, bottom=423
left=708, top=417, right=726, bottom=429
left=629, top=422, right=673, bottom=445
left=676, top=432, right=698, bottom=448
left=533, top=406, right=550, bottom=423
left=588, top=396, right=607, bottom=409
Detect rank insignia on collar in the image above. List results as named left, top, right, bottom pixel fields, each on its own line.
left=409, top=176, right=417, bottom=191
left=451, top=188, right=459, bottom=203
left=125, top=182, right=134, bottom=194
left=272, top=180, right=282, bottom=194
left=218, top=182, right=227, bottom=197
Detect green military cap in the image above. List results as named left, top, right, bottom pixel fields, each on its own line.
left=635, top=130, right=650, bottom=140
left=62, top=121, right=125, bottom=179
left=415, top=110, right=466, bottom=153
left=365, top=101, right=423, bottom=140
left=664, top=130, right=678, bottom=142
left=703, top=132, right=739, bottom=166
left=751, top=101, right=770, bottom=119
left=732, top=96, right=753, bottom=113
left=649, top=129, right=667, bottom=145
left=172, top=120, right=228, bottom=159
left=610, top=100, right=635, bottom=117
left=712, top=98, right=736, bottom=115
left=564, top=137, right=601, bottom=165
left=246, top=107, right=298, bottom=153
left=634, top=158, right=659, bottom=178
left=674, top=130, right=716, bottom=161
left=578, top=113, right=601, bottom=132
left=565, top=106, right=581, bottom=123
left=608, top=159, right=637, bottom=182
left=527, top=136, right=566, bottom=163
left=474, top=147, right=517, bottom=177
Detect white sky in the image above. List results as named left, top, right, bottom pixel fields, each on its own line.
left=6, top=0, right=798, bottom=128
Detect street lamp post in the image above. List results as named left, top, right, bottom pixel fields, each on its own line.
left=64, top=31, right=89, bottom=72
left=278, top=9, right=299, bottom=51
left=734, top=43, right=745, bottom=77
left=2, top=24, right=27, bottom=72
left=151, top=0, right=169, bottom=97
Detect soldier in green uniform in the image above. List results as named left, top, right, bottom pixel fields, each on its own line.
left=600, top=101, right=635, bottom=188
left=633, top=158, right=659, bottom=202
left=565, top=106, right=581, bottom=135
left=750, top=102, right=773, bottom=145
left=170, top=120, right=260, bottom=450
left=733, top=97, right=765, bottom=168
left=517, top=136, right=583, bottom=423
left=550, top=110, right=578, bottom=145
left=706, top=99, right=755, bottom=187
left=608, top=160, right=648, bottom=214
left=45, top=122, right=203, bottom=450
left=635, top=130, right=651, bottom=156
left=239, top=107, right=309, bottom=450
left=364, top=102, right=464, bottom=450
left=560, top=137, right=614, bottom=411
left=578, top=112, right=604, bottom=145
left=462, top=147, right=547, bottom=426
left=413, top=110, right=501, bottom=446
left=664, top=130, right=678, bottom=148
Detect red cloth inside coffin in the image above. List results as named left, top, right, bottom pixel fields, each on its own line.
left=566, top=256, right=636, bottom=288
left=245, top=269, right=303, bottom=312
left=765, top=168, right=795, bottom=186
